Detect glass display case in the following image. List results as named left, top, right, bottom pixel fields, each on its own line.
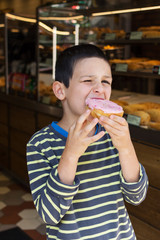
left=37, top=1, right=160, bottom=105
left=0, top=14, right=5, bottom=93
left=6, top=14, right=37, bottom=99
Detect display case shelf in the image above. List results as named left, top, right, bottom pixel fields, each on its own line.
left=99, top=38, right=160, bottom=45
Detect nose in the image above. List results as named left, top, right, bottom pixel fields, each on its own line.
left=93, top=82, right=103, bottom=94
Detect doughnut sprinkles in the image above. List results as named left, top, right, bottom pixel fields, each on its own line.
left=86, top=98, right=124, bottom=118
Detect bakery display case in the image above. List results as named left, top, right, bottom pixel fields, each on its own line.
left=0, top=14, right=5, bottom=93
left=6, top=14, right=37, bottom=99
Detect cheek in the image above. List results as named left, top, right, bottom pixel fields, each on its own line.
left=104, top=89, right=111, bottom=101
left=76, top=87, right=90, bottom=99
left=107, top=85, right=112, bottom=95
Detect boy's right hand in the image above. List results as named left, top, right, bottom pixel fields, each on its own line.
left=66, top=109, right=105, bottom=159
left=57, top=110, right=105, bottom=185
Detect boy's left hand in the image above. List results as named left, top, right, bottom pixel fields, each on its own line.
left=99, top=114, right=141, bottom=183
left=99, top=115, right=131, bottom=151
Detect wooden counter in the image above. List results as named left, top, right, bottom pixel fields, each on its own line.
left=0, top=94, right=62, bottom=185
left=111, top=91, right=160, bottom=239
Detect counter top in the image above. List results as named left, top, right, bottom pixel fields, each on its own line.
left=0, top=93, right=63, bottom=118
left=111, top=90, right=160, bottom=104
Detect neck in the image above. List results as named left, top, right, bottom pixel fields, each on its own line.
left=57, top=115, right=75, bottom=132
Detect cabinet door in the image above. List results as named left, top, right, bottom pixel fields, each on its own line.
left=126, top=141, right=160, bottom=233
left=0, top=145, right=9, bottom=168
left=130, top=214, right=160, bottom=240
left=10, top=128, right=31, bottom=185
left=10, top=151, right=29, bottom=185
left=126, top=186, right=160, bottom=230
left=0, top=102, right=9, bottom=168
left=133, top=141, right=160, bottom=189
left=37, top=112, right=59, bottom=130
left=0, top=101, right=8, bottom=124
left=9, top=105, right=35, bottom=134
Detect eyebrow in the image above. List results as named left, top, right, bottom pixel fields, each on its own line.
left=80, top=74, right=111, bottom=79
left=80, top=75, right=93, bottom=79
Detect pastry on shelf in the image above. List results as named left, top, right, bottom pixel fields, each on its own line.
left=138, top=26, right=160, bottom=31
left=131, top=110, right=151, bottom=125
left=0, top=76, right=5, bottom=87
left=111, top=99, right=128, bottom=107
left=123, top=103, right=148, bottom=114
left=146, top=109, right=160, bottom=123
left=137, top=26, right=160, bottom=38
left=123, top=101, right=160, bottom=130
left=109, top=57, right=160, bottom=72
left=148, top=122, right=160, bottom=130
left=142, top=31, right=160, bottom=38
left=112, top=29, right=126, bottom=39
left=139, top=102, right=160, bottom=109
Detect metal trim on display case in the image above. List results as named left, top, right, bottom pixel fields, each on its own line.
left=129, top=125, right=160, bottom=148
left=4, top=14, right=9, bottom=95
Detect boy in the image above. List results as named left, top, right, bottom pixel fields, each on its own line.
left=27, top=44, right=148, bottom=240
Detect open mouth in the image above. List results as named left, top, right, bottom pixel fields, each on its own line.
left=90, top=97, right=105, bottom=100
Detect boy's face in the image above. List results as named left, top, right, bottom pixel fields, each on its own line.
left=63, top=57, right=112, bottom=119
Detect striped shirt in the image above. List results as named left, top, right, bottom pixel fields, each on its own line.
left=26, top=122, right=148, bottom=240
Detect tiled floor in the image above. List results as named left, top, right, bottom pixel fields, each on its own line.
left=0, top=171, right=46, bottom=240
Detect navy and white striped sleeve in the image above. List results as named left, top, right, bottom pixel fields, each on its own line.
left=27, top=143, right=80, bottom=225
left=120, top=164, right=149, bottom=205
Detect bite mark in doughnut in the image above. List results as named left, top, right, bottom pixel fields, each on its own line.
left=86, top=98, right=124, bottom=118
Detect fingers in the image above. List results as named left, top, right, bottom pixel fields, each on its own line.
left=74, top=109, right=91, bottom=132
left=74, top=109, right=100, bottom=136
left=81, top=118, right=99, bottom=138
left=87, top=130, right=105, bottom=144
left=100, top=115, right=127, bottom=129
left=100, top=115, right=126, bottom=125
left=99, top=115, right=128, bottom=137
left=69, top=109, right=100, bottom=140
left=109, top=115, right=127, bottom=126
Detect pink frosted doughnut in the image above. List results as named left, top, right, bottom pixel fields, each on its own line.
left=86, top=98, right=124, bottom=118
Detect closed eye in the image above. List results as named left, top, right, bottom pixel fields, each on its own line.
left=102, top=80, right=111, bottom=85
left=83, top=79, right=92, bottom=82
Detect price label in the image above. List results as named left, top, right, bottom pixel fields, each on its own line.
left=42, top=96, right=50, bottom=104
left=115, top=63, right=128, bottom=72
left=87, top=33, right=97, bottom=41
left=130, top=31, right=143, bottom=40
left=127, top=114, right=141, bottom=126
left=105, top=33, right=116, bottom=40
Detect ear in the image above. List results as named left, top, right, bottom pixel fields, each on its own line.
left=52, top=81, right=66, bottom=100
